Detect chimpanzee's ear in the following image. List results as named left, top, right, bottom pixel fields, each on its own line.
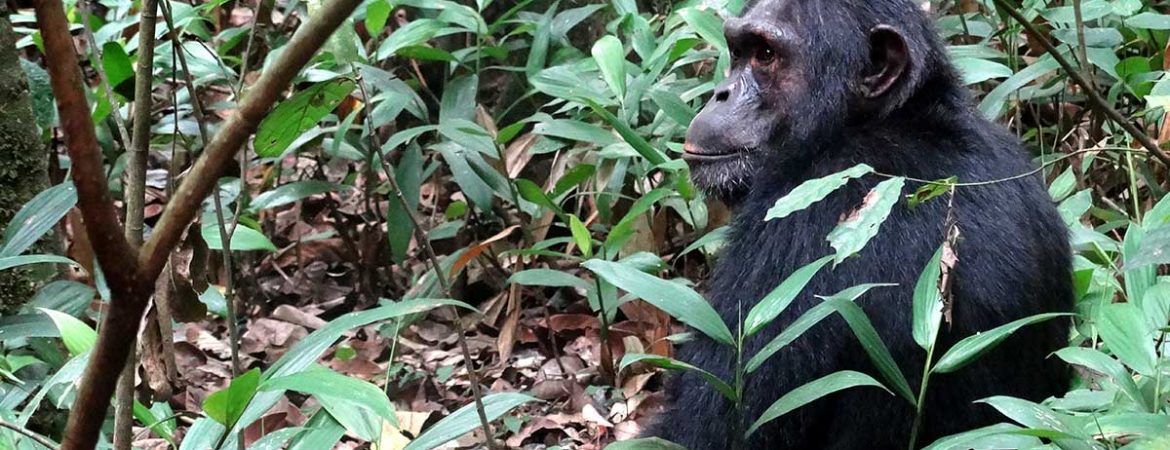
left=862, top=25, right=911, bottom=99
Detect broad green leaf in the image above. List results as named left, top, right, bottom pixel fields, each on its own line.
left=933, top=313, right=1069, bottom=374
left=250, top=181, right=340, bottom=211
left=765, top=165, right=873, bottom=221
left=377, top=19, right=444, bottom=59
left=530, top=65, right=613, bottom=106
left=569, top=214, right=593, bottom=257
left=649, top=88, right=695, bottom=126
left=403, top=393, right=539, bottom=450
left=255, top=79, right=356, bottom=157
left=0, top=254, right=77, bottom=272
left=592, top=35, right=627, bottom=100
left=202, top=225, right=278, bottom=252
left=746, top=371, right=887, bottom=437
left=952, top=57, right=1013, bottom=85
left=920, top=423, right=1033, bottom=450
left=978, top=56, right=1060, bottom=119
left=912, top=246, right=946, bottom=351
left=515, top=178, right=561, bottom=214
left=827, top=177, right=905, bottom=264
left=977, top=397, right=1082, bottom=438
left=365, top=0, right=391, bottom=35
left=287, top=411, right=345, bottom=450
left=101, top=42, right=134, bottom=95
left=509, top=269, right=591, bottom=290
left=620, top=353, right=735, bottom=402
left=1126, top=12, right=1170, bottom=30
left=440, top=75, right=479, bottom=123
left=585, top=99, right=668, bottom=165
left=584, top=259, right=734, bottom=346
left=262, top=366, right=397, bottom=439
left=1055, top=347, right=1145, bottom=411
left=1, top=182, right=76, bottom=258
left=823, top=298, right=915, bottom=404
left=533, top=119, right=619, bottom=146
left=604, top=437, right=688, bottom=450
left=677, top=7, right=726, bottom=53
left=38, top=308, right=95, bottom=355
left=204, top=368, right=262, bottom=428
left=178, top=418, right=225, bottom=450
left=1097, top=303, right=1157, bottom=376
left=228, top=299, right=472, bottom=440
left=246, top=427, right=304, bottom=450
left=743, top=256, right=833, bottom=337
left=747, top=284, right=895, bottom=373
left=604, top=188, right=673, bottom=256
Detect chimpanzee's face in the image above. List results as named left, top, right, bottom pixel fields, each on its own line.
left=683, top=0, right=912, bottom=202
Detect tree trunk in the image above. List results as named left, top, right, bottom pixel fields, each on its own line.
left=0, top=2, right=51, bottom=315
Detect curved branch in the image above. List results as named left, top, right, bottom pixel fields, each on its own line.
left=33, top=0, right=363, bottom=448
left=993, top=0, right=1170, bottom=168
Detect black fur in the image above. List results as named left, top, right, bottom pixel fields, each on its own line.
left=651, top=1, right=1071, bottom=448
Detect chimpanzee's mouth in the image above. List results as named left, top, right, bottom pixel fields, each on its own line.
left=682, top=142, right=740, bottom=161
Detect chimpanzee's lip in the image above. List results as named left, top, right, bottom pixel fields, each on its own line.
left=682, top=142, right=738, bottom=161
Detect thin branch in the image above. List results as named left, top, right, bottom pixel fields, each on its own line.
left=33, top=0, right=364, bottom=447
left=356, top=79, right=500, bottom=449
left=993, top=0, right=1170, bottom=168
left=33, top=2, right=147, bottom=448
left=115, top=0, right=159, bottom=446
left=0, top=420, right=58, bottom=450
left=139, top=0, right=361, bottom=285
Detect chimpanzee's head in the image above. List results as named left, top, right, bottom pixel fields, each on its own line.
left=683, top=0, right=953, bottom=201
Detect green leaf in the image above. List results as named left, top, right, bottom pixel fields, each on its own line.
left=747, top=284, right=895, bottom=373
left=743, top=256, right=833, bottom=337
left=403, top=393, right=539, bottom=450
left=228, top=299, right=473, bottom=439
left=287, top=411, right=345, bottom=450
left=204, top=368, right=262, bottom=428
left=262, top=366, right=397, bottom=440
left=604, top=437, right=688, bottom=450
left=533, top=119, right=619, bottom=146
left=765, top=165, right=873, bottom=221
left=365, top=0, right=391, bottom=35
left=583, top=259, right=734, bottom=346
left=677, top=7, right=726, bottom=53
left=440, top=75, right=479, bottom=123
left=255, top=79, right=356, bottom=157
left=201, top=225, right=278, bottom=252
left=515, top=178, right=561, bottom=214
left=746, top=371, right=887, bottom=437
left=823, top=298, right=915, bottom=404
left=1097, top=302, right=1157, bottom=376
left=591, top=35, right=627, bottom=100
left=38, top=308, right=96, bottom=355
left=604, top=188, right=672, bottom=256
left=649, top=88, right=695, bottom=126
left=585, top=99, right=668, bottom=166
left=508, top=269, right=591, bottom=290
left=569, top=214, right=592, bottom=257
left=933, top=313, right=1070, bottom=374
left=1126, top=12, right=1170, bottom=30
left=826, top=177, right=905, bottom=264
left=912, top=246, right=945, bottom=351
left=0, top=254, right=77, bottom=272
left=250, top=181, right=340, bottom=211
left=620, top=353, right=735, bottom=401
left=1055, top=347, right=1145, bottom=411
left=101, top=42, right=134, bottom=96
left=377, top=19, right=444, bottom=59
left=1, top=182, right=77, bottom=257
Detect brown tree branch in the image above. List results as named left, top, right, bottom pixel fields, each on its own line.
left=994, top=0, right=1170, bottom=168
left=139, top=0, right=360, bottom=283
left=33, top=0, right=363, bottom=447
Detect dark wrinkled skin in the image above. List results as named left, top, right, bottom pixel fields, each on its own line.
left=649, top=1, right=1071, bottom=448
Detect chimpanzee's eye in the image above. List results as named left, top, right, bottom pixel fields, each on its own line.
left=754, top=46, right=775, bottom=65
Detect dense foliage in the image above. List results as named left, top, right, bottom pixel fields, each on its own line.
left=1, top=0, right=1170, bottom=449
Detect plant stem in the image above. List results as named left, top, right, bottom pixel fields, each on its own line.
left=356, top=79, right=501, bottom=449
left=907, top=345, right=935, bottom=450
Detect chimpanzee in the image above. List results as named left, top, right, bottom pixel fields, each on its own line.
left=650, top=0, right=1071, bottom=449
